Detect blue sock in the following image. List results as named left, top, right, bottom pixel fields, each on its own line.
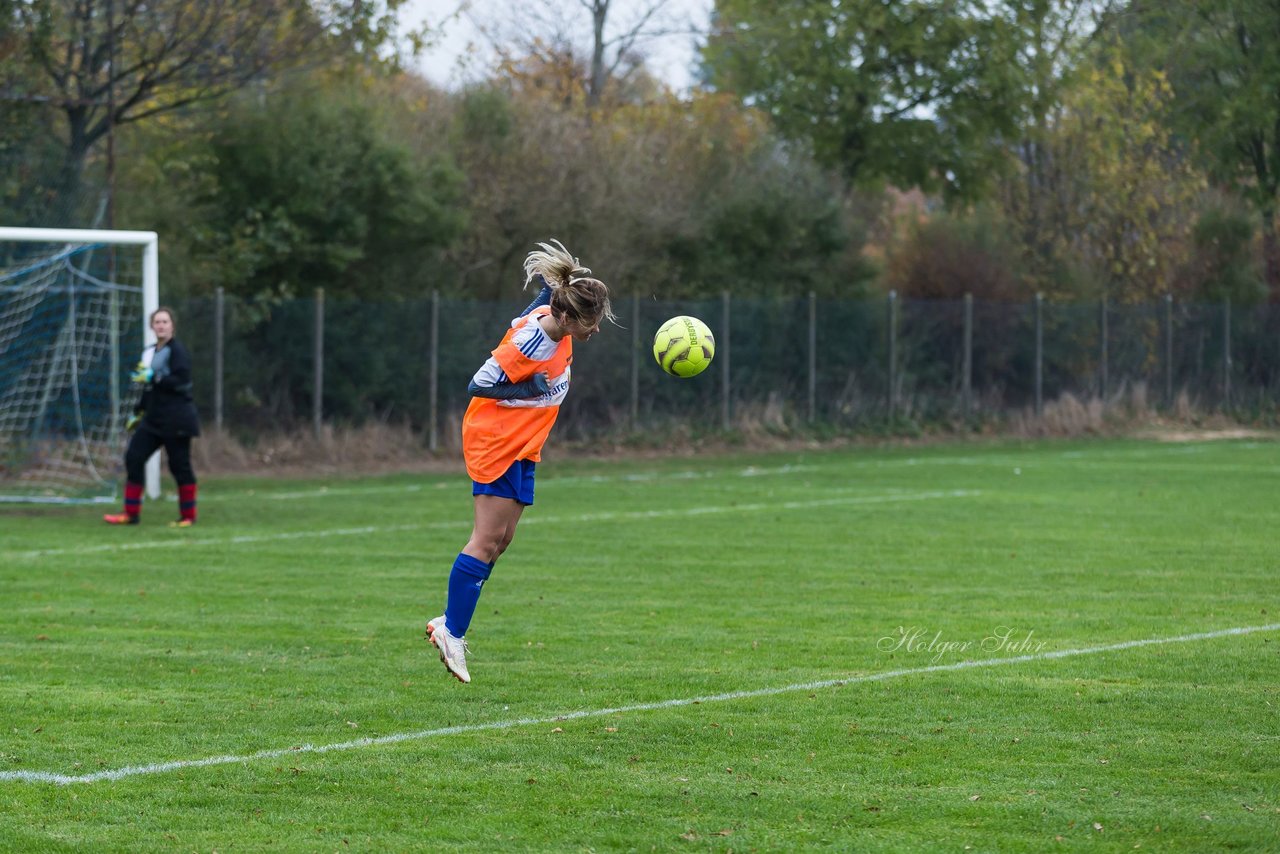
left=445, top=553, right=492, bottom=637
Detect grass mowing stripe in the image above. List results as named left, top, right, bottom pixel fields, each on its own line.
left=246, top=464, right=826, bottom=500
left=190, top=443, right=1276, bottom=503
left=5, top=489, right=980, bottom=560
left=5, top=620, right=1275, bottom=786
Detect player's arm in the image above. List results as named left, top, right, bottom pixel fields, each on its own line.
left=516, top=275, right=552, bottom=319
left=467, top=355, right=549, bottom=400
left=127, top=345, right=152, bottom=429
left=129, top=344, right=156, bottom=385
left=153, top=341, right=194, bottom=395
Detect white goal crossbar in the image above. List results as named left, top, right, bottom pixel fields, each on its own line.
left=0, top=227, right=162, bottom=499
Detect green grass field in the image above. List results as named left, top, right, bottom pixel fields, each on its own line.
left=2, top=438, right=1278, bottom=851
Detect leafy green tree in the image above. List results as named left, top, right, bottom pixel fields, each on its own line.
left=703, top=0, right=1025, bottom=201
left=1058, top=52, right=1203, bottom=302
left=0, top=98, right=65, bottom=225
left=193, top=77, right=464, bottom=300
left=1131, top=0, right=1280, bottom=298
left=885, top=206, right=1028, bottom=301
left=427, top=74, right=873, bottom=301
left=995, top=38, right=1207, bottom=303
left=1175, top=199, right=1266, bottom=303
left=993, top=0, right=1115, bottom=292
left=662, top=133, right=874, bottom=298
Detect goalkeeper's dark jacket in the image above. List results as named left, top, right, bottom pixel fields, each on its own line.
left=137, top=338, right=201, bottom=438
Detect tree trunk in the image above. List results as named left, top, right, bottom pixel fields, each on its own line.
left=53, top=108, right=95, bottom=226
left=587, top=0, right=609, bottom=109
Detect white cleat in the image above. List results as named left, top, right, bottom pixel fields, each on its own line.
left=426, top=616, right=471, bottom=683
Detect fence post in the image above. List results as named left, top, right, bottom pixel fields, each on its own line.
left=808, top=291, right=816, bottom=423
left=1223, top=297, right=1232, bottom=409
left=313, top=287, right=324, bottom=439
left=1034, top=292, right=1043, bottom=417
left=721, top=291, right=731, bottom=431
left=109, top=289, right=120, bottom=440
left=962, top=292, right=973, bottom=419
left=429, top=289, right=439, bottom=453
left=1100, top=295, right=1108, bottom=401
left=887, top=290, right=897, bottom=421
left=631, top=293, right=640, bottom=429
left=1164, top=292, right=1174, bottom=407
left=214, top=286, right=224, bottom=432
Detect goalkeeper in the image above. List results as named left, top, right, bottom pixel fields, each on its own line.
left=426, top=240, right=614, bottom=684
left=104, top=307, right=201, bottom=527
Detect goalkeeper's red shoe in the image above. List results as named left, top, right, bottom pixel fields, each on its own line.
left=103, top=513, right=139, bottom=525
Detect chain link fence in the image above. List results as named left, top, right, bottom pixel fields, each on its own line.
left=167, top=292, right=1280, bottom=445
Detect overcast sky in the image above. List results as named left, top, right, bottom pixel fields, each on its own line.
left=399, top=0, right=713, bottom=93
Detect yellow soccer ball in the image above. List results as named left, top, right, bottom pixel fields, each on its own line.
left=653, top=315, right=715, bottom=378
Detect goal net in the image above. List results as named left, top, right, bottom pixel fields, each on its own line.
left=0, top=228, right=159, bottom=503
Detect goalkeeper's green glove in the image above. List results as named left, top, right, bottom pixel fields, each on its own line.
left=130, top=363, right=153, bottom=385
left=125, top=413, right=143, bottom=432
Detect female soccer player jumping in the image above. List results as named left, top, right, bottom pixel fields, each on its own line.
left=427, top=240, right=614, bottom=683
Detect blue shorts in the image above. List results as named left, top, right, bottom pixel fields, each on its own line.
left=473, top=459, right=536, bottom=505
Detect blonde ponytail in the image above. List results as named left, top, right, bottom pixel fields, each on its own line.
left=523, top=239, right=617, bottom=326
left=524, top=239, right=591, bottom=289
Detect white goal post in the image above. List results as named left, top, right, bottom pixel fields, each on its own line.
left=0, top=227, right=162, bottom=501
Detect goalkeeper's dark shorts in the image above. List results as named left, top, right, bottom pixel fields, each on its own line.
left=472, top=459, right=536, bottom=506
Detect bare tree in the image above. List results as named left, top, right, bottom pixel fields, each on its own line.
left=4, top=0, right=402, bottom=218
left=468, top=0, right=700, bottom=107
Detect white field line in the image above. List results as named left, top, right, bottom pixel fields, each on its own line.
left=4, top=621, right=1276, bottom=786
left=5, top=490, right=980, bottom=560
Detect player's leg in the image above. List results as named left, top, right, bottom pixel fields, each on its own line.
left=448, top=493, right=525, bottom=633
left=428, top=461, right=534, bottom=682
left=488, top=460, right=534, bottom=566
left=449, top=459, right=534, bottom=625
left=164, top=436, right=198, bottom=526
left=104, top=429, right=162, bottom=524
left=428, top=497, right=523, bottom=683
left=469, top=494, right=528, bottom=563
left=449, top=460, right=534, bottom=630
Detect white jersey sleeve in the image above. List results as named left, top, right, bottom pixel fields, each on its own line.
left=470, top=317, right=561, bottom=388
